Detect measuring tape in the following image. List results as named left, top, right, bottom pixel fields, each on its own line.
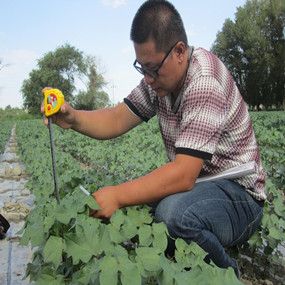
left=44, top=89, right=65, bottom=204
left=44, top=89, right=65, bottom=117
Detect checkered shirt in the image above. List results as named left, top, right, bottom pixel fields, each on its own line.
left=124, top=47, right=266, bottom=201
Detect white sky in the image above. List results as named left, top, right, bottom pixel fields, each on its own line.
left=0, top=0, right=247, bottom=109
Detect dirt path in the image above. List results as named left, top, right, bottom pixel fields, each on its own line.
left=0, top=125, right=34, bottom=285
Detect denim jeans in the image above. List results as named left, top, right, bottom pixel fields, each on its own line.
left=153, top=179, right=264, bottom=276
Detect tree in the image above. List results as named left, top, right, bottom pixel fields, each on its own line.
left=21, top=44, right=111, bottom=114
left=211, top=0, right=285, bottom=110
left=211, top=19, right=246, bottom=94
left=21, top=44, right=87, bottom=114
left=265, top=0, right=285, bottom=109
left=73, top=56, right=110, bottom=110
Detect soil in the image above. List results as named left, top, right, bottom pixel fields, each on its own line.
left=0, top=201, right=30, bottom=223
left=238, top=251, right=285, bottom=285
left=0, top=125, right=34, bottom=285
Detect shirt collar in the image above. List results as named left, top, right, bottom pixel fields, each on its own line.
left=170, top=46, right=194, bottom=113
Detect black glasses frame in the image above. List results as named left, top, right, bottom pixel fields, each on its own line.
left=133, top=41, right=180, bottom=79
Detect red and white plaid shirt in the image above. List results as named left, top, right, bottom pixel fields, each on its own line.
left=124, top=47, right=266, bottom=201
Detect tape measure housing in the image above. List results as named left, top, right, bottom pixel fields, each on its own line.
left=44, top=89, right=64, bottom=117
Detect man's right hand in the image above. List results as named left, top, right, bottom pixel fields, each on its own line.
left=41, top=87, right=76, bottom=129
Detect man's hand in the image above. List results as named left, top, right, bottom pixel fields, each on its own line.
left=41, top=87, right=76, bottom=129
left=89, top=186, right=120, bottom=219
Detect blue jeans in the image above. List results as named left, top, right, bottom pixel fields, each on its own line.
left=153, top=179, right=264, bottom=276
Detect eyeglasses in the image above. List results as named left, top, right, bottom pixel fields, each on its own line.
left=133, top=41, right=180, bottom=79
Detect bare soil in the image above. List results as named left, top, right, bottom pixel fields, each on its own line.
left=238, top=249, right=285, bottom=285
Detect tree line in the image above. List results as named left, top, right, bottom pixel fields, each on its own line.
left=211, top=0, right=284, bottom=110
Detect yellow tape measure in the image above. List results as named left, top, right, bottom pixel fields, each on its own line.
left=44, top=89, right=64, bottom=117
left=43, top=89, right=64, bottom=204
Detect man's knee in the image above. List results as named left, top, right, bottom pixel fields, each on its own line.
left=154, top=195, right=180, bottom=230
left=154, top=194, right=203, bottom=240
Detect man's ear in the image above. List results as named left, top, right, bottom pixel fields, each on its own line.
left=174, top=42, right=187, bottom=63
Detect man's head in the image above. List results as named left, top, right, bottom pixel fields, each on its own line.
left=131, top=0, right=189, bottom=99
left=130, top=0, right=188, bottom=53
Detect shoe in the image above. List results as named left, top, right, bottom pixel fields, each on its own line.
left=0, top=214, right=10, bottom=240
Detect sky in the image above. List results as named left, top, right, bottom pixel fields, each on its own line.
left=0, top=0, right=247, bottom=109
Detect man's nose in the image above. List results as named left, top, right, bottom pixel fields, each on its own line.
left=144, top=73, right=155, bottom=85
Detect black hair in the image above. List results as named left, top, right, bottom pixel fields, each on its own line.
left=130, top=0, right=188, bottom=52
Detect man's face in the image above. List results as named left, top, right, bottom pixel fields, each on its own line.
left=134, top=40, right=185, bottom=98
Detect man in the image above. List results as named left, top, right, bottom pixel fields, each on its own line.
left=41, top=0, right=266, bottom=278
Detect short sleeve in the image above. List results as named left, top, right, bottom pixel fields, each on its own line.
left=124, top=79, right=157, bottom=122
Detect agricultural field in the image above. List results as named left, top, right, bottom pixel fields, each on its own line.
left=0, top=111, right=284, bottom=284
left=0, top=121, right=14, bottom=154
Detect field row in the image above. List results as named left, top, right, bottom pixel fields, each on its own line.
left=0, top=121, right=14, bottom=154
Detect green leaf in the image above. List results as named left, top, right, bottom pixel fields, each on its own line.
left=175, top=238, right=190, bottom=253
left=44, top=215, right=56, bottom=231
left=266, top=235, right=279, bottom=249
left=175, top=240, right=208, bottom=269
left=118, top=255, right=141, bottom=285
left=24, top=253, right=42, bottom=281
left=120, top=218, right=138, bottom=239
left=279, top=219, right=285, bottom=229
left=95, top=224, right=114, bottom=256
left=273, top=198, right=285, bottom=216
left=158, top=255, right=179, bottom=285
left=37, top=267, right=65, bottom=285
left=99, top=256, right=118, bottom=285
left=152, top=222, right=168, bottom=252
left=187, top=242, right=208, bottom=268
left=136, top=247, right=161, bottom=272
left=270, top=214, right=279, bottom=226
left=75, top=259, right=101, bottom=285
left=54, top=205, right=74, bottom=225
left=261, top=213, right=270, bottom=227
left=82, top=194, right=101, bottom=210
left=80, top=221, right=99, bottom=249
left=249, top=230, right=263, bottom=247
left=65, top=223, right=100, bottom=264
left=209, top=266, right=243, bottom=285
left=65, top=232, right=93, bottom=264
left=20, top=223, right=45, bottom=248
left=189, top=241, right=208, bottom=257
left=268, top=226, right=281, bottom=240
left=107, top=209, right=139, bottom=243
left=107, top=223, right=125, bottom=244
left=110, top=209, right=125, bottom=226
left=175, top=269, right=202, bottom=285
left=43, top=236, right=66, bottom=269
left=192, top=265, right=241, bottom=285
left=138, top=224, right=152, bottom=246
left=126, top=207, right=153, bottom=226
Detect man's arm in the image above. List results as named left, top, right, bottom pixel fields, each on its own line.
left=91, top=154, right=204, bottom=219
left=71, top=102, right=143, bottom=139
left=41, top=87, right=143, bottom=139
